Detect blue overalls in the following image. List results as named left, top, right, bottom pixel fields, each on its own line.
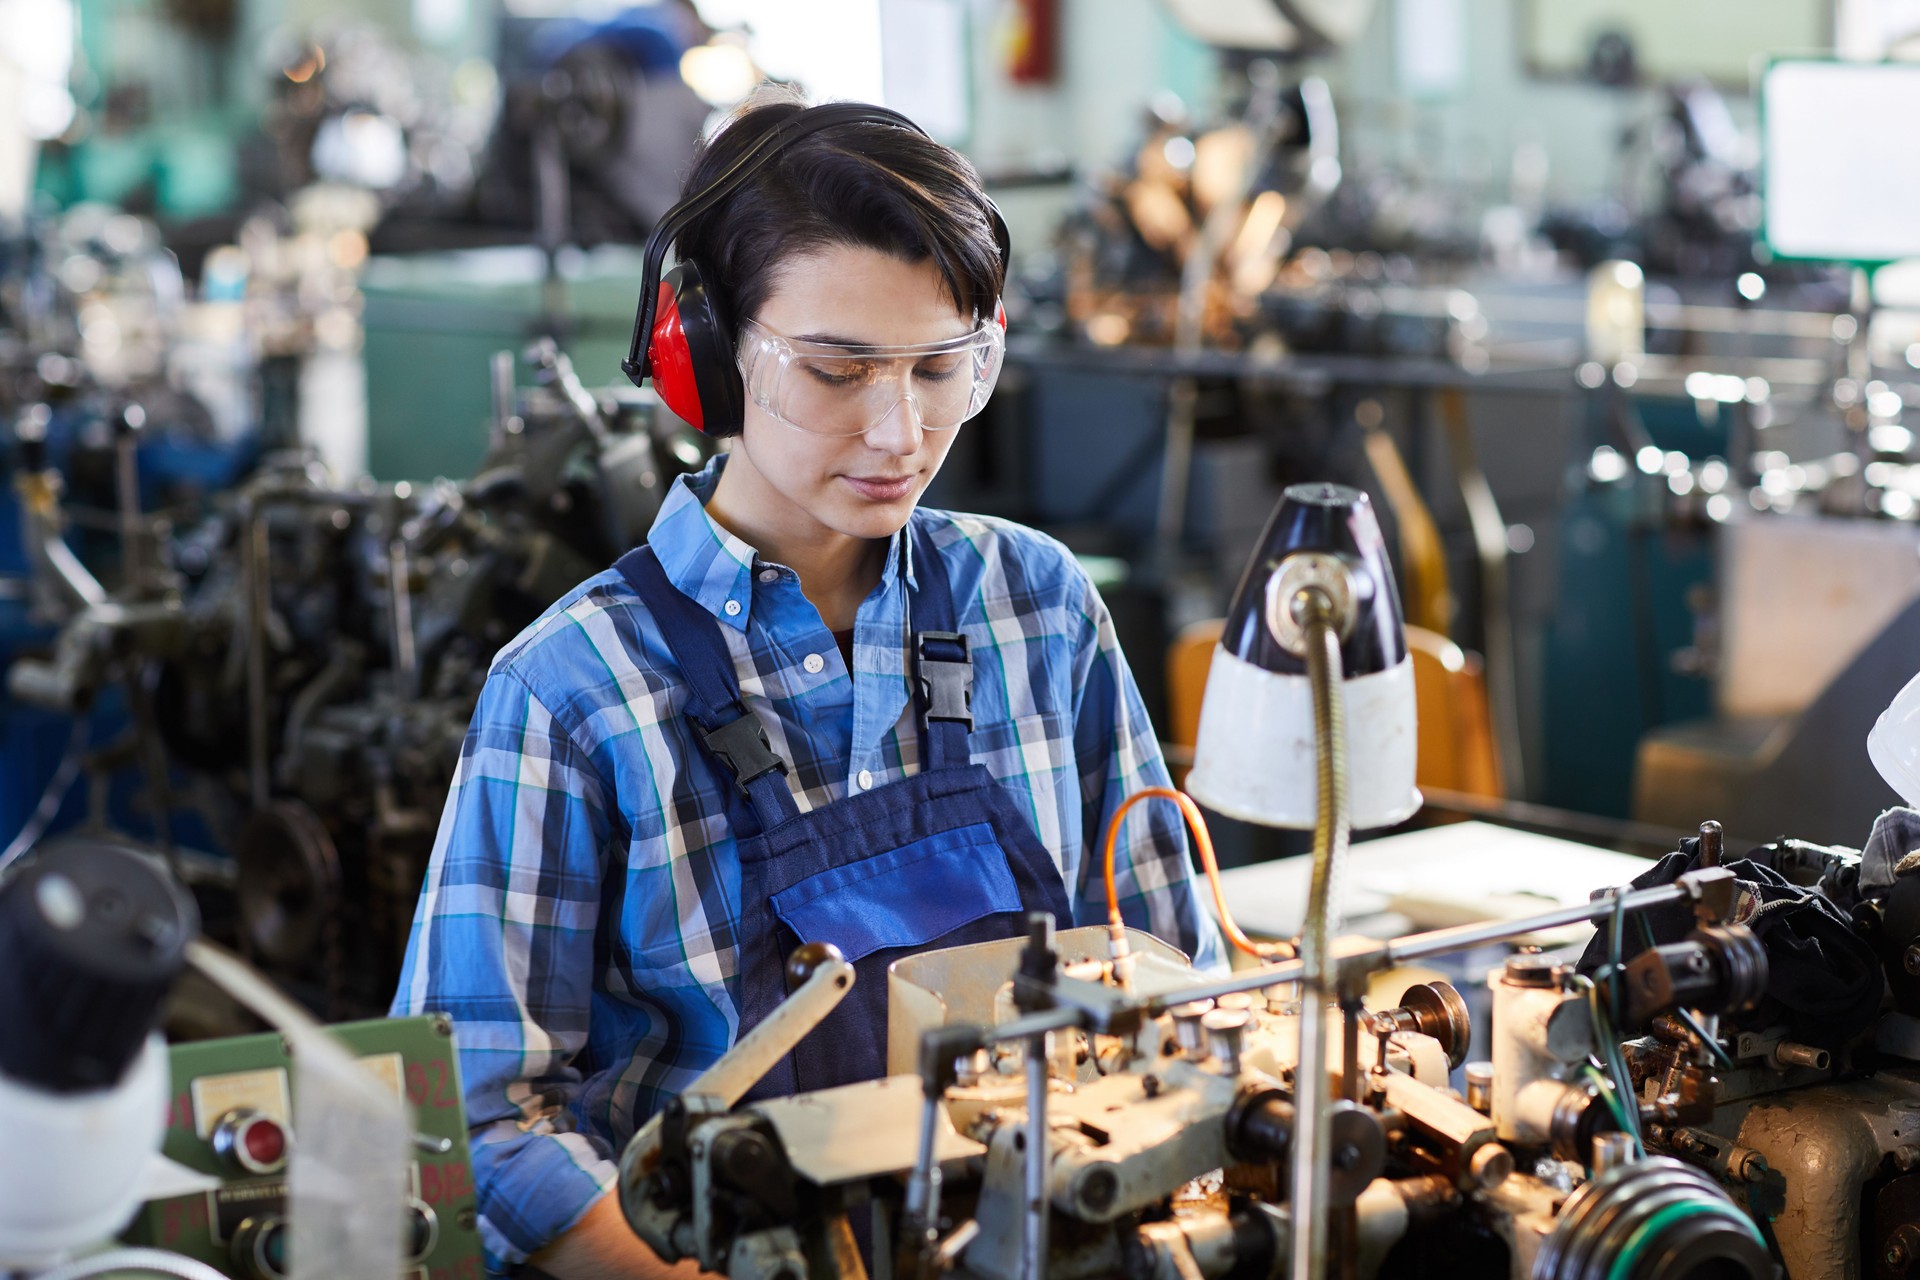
left=613, top=519, right=1074, bottom=1099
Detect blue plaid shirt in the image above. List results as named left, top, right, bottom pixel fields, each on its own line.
left=393, top=456, right=1224, bottom=1268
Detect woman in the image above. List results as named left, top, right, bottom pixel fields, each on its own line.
left=394, top=91, right=1224, bottom=1278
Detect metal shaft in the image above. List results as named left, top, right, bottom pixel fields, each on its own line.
left=1292, top=592, right=1350, bottom=1280
left=114, top=428, right=142, bottom=591
left=243, top=508, right=271, bottom=808
left=1023, top=1033, right=1049, bottom=1280
left=964, top=879, right=1704, bottom=1071
left=387, top=539, right=418, bottom=700
left=903, top=1092, right=944, bottom=1274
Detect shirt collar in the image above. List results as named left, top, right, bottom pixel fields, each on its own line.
left=644, top=452, right=918, bottom=629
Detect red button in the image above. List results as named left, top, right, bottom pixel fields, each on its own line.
left=241, top=1117, right=287, bottom=1169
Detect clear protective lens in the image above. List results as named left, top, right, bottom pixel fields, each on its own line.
left=737, top=320, right=1004, bottom=436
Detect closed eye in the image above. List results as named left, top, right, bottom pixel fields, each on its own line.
left=914, top=357, right=964, bottom=383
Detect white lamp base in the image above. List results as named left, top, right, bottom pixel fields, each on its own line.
left=1187, top=650, right=1421, bottom=830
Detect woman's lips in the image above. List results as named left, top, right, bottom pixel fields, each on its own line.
left=842, top=474, right=916, bottom=501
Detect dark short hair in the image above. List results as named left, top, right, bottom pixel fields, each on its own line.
left=673, top=92, right=1006, bottom=333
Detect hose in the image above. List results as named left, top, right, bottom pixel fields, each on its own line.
left=30, top=1249, right=233, bottom=1280
left=1291, top=587, right=1351, bottom=1280
left=1100, top=786, right=1292, bottom=963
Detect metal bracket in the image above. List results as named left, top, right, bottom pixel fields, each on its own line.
left=916, top=631, right=975, bottom=728
left=1263, top=552, right=1358, bottom=658
left=1015, top=972, right=1148, bottom=1038
left=1675, top=866, right=1738, bottom=925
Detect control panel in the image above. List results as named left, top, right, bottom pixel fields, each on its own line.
left=123, top=1014, right=482, bottom=1279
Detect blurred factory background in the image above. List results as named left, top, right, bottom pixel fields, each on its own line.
left=5, top=0, right=1919, bottom=1021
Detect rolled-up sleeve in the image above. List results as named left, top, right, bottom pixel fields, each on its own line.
left=392, top=665, right=620, bottom=1269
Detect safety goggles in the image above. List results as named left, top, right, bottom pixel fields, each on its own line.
left=735, top=318, right=1005, bottom=437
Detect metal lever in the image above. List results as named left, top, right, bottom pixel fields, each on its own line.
left=617, top=945, right=854, bottom=1217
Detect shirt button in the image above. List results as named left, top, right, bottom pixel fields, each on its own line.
left=803, top=653, right=824, bottom=674
left=758, top=569, right=778, bottom=583
left=857, top=769, right=874, bottom=790
left=723, top=599, right=742, bottom=617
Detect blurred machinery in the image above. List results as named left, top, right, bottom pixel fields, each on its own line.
left=4, top=317, right=704, bottom=1015
left=478, top=5, right=715, bottom=254
left=0, top=834, right=482, bottom=1278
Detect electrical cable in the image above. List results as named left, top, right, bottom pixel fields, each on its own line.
left=0, top=716, right=87, bottom=877
left=1100, top=786, right=1292, bottom=962
left=1673, top=1006, right=1736, bottom=1069
left=1581, top=1064, right=1633, bottom=1135
left=1567, top=972, right=1643, bottom=1157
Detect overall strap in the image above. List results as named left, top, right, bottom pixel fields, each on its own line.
left=613, top=545, right=800, bottom=832
left=906, top=521, right=973, bottom=771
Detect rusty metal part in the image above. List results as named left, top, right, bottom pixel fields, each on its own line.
left=1369, top=981, right=1472, bottom=1070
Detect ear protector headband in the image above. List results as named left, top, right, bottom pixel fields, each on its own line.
left=621, top=103, right=1012, bottom=436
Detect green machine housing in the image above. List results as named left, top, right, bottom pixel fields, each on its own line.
left=123, top=1014, right=483, bottom=1279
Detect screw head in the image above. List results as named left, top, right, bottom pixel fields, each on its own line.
left=1904, top=944, right=1920, bottom=977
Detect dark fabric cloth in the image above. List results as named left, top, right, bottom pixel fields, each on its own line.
left=1576, top=839, right=1884, bottom=1045
left=832, top=626, right=855, bottom=669
left=1862, top=807, right=1920, bottom=898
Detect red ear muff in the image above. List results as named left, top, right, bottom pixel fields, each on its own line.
left=649, top=261, right=742, bottom=436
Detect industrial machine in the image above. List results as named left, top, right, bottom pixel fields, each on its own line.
left=609, top=820, right=1920, bottom=1280
left=0, top=834, right=483, bottom=1279
left=4, top=326, right=704, bottom=1015
left=607, top=477, right=1920, bottom=1280
left=122, top=1015, right=483, bottom=1279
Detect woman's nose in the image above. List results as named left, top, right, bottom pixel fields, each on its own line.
left=862, top=394, right=925, bottom=454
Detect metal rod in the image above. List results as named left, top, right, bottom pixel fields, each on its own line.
left=1140, top=880, right=1695, bottom=1014
left=1291, top=594, right=1349, bottom=1280
left=490, top=350, right=517, bottom=448
left=1336, top=1000, right=1364, bottom=1280
left=114, top=425, right=142, bottom=592
left=966, top=883, right=1698, bottom=1051
left=1023, top=1032, right=1049, bottom=1280
left=387, top=539, right=418, bottom=700
left=243, top=507, right=271, bottom=809
left=903, top=1092, right=944, bottom=1275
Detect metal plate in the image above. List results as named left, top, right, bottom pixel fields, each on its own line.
left=751, top=1075, right=984, bottom=1186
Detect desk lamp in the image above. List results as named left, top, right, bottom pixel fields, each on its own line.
left=1186, top=482, right=1419, bottom=1280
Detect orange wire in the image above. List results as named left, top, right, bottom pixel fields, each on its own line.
left=1101, top=786, right=1293, bottom=962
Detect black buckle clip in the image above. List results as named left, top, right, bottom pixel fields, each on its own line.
left=916, top=631, right=974, bottom=729
left=703, top=713, right=789, bottom=796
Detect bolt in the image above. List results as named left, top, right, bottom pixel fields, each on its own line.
left=1888, top=1242, right=1908, bottom=1270
left=1698, top=820, right=1724, bottom=868
left=1904, top=943, right=1920, bottom=977
left=430, top=1013, right=453, bottom=1037
left=1465, top=1062, right=1494, bottom=1114
left=1469, top=1144, right=1513, bottom=1190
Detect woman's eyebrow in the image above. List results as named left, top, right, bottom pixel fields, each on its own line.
left=792, top=331, right=875, bottom=349
left=789, top=329, right=977, bottom=351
